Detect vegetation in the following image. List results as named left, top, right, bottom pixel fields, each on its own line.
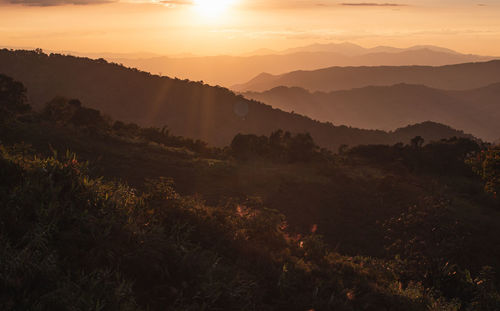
left=1, top=74, right=500, bottom=310
left=243, top=83, right=500, bottom=141
left=0, top=49, right=476, bottom=151
left=0, top=74, right=30, bottom=122
left=231, top=130, right=322, bottom=162
left=469, top=146, right=500, bottom=198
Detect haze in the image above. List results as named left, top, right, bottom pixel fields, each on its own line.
left=1, top=0, right=500, bottom=57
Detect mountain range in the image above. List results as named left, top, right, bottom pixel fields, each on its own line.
left=110, top=42, right=495, bottom=87
left=0, top=49, right=473, bottom=150
left=233, top=60, right=500, bottom=92
left=243, top=83, right=500, bottom=142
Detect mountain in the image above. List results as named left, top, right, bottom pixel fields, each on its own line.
left=279, top=42, right=461, bottom=56
left=280, top=42, right=369, bottom=55
left=243, top=83, right=500, bottom=141
left=233, top=60, right=500, bottom=92
left=0, top=49, right=474, bottom=150
left=111, top=47, right=495, bottom=87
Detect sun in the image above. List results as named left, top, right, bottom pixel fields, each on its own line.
left=192, top=0, right=236, bottom=19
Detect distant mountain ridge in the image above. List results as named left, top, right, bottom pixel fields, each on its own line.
left=235, top=42, right=468, bottom=58
left=111, top=44, right=495, bottom=87
left=233, top=60, right=500, bottom=92
left=279, top=42, right=463, bottom=56
left=242, top=83, right=500, bottom=141
left=0, top=49, right=474, bottom=150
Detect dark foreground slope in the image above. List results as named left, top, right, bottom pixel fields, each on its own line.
left=243, top=83, right=500, bottom=141
left=2, top=75, right=500, bottom=310
left=6, top=125, right=498, bottom=311
left=233, top=60, right=500, bottom=92
left=0, top=49, right=473, bottom=150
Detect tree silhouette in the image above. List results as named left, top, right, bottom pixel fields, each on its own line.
left=288, top=132, right=317, bottom=162
left=0, top=74, right=30, bottom=122
left=411, top=136, right=424, bottom=149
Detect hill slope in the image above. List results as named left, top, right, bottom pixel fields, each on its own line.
left=233, top=60, right=500, bottom=92
left=243, top=83, right=500, bottom=141
left=0, top=49, right=473, bottom=150
left=1, top=75, right=500, bottom=310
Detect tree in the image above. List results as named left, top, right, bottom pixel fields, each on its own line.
left=42, top=97, right=79, bottom=124
left=411, top=136, right=424, bottom=149
left=0, top=74, right=30, bottom=122
left=70, top=106, right=109, bottom=131
left=288, top=132, right=317, bottom=162
left=230, top=133, right=269, bottom=160
left=42, top=97, right=109, bottom=133
left=338, top=144, right=349, bottom=155
left=269, top=129, right=286, bottom=160
left=472, top=147, right=500, bottom=198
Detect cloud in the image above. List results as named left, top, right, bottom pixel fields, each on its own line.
left=0, top=0, right=408, bottom=8
left=2, top=0, right=115, bottom=6
left=340, top=2, right=406, bottom=6
left=241, top=1, right=327, bottom=10
left=158, top=0, right=192, bottom=5
left=236, top=0, right=409, bottom=11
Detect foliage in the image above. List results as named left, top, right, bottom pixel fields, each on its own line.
left=230, top=130, right=319, bottom=162
left=42, top=97, right=110, bottom=134
left=3, top=145, right=492, bottom=310
left=1, top=74, right=500, bottom=310
left=469, top=146, right=500, bottom=199
left=0, top=74, right=30, bottom=122
left=0, top=49, right=473, bottom=150
left=39, top=96, right=220, bottom=157
left=349, top=136, right=481, bottom=176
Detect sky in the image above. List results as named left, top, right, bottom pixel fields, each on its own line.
left=1, top=0, right=500, bottom=56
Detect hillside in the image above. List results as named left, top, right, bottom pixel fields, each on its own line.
left=113, top=47, right=494, bottom=87
left=1, top=74, right=500, bottom=310
left=0, top=49, right=473, bottom=151
left=243, top=83, right=500, bottom=141
left=233, top=60, right=500, bottom=92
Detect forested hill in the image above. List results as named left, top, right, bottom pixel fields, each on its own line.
left=243, top=83, right=500, bottom=141
left=233, top=60, right=500, bottom=92
left=0, top=49, right=472, bottom=149
left=1, top=72, right=500, bottom=310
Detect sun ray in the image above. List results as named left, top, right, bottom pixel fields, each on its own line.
left=192, top=0, right=236, bottom=19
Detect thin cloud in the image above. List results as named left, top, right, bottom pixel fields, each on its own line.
left=238, top=0, right=408, bottom=11
left=158, top=0, right=192, bottom=5
left=340, top=2, right=406, bottom=6
left=242, top=1, right=336, bottom=10
left=3, top=0, right=115, bottom=6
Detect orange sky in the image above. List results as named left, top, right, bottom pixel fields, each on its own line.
left=1, top=0, right=500, bottom=56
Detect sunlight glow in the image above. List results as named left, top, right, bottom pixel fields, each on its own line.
left=193, top=0, right=237, bottom=19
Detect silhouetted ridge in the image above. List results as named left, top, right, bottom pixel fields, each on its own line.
left=243, top=82, right=500, bottom=141
left=110, top=43, right=496, bottom=86
left=234, top=60, right=500, bottom=92
left=0, top=49, right=474, bottom=150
